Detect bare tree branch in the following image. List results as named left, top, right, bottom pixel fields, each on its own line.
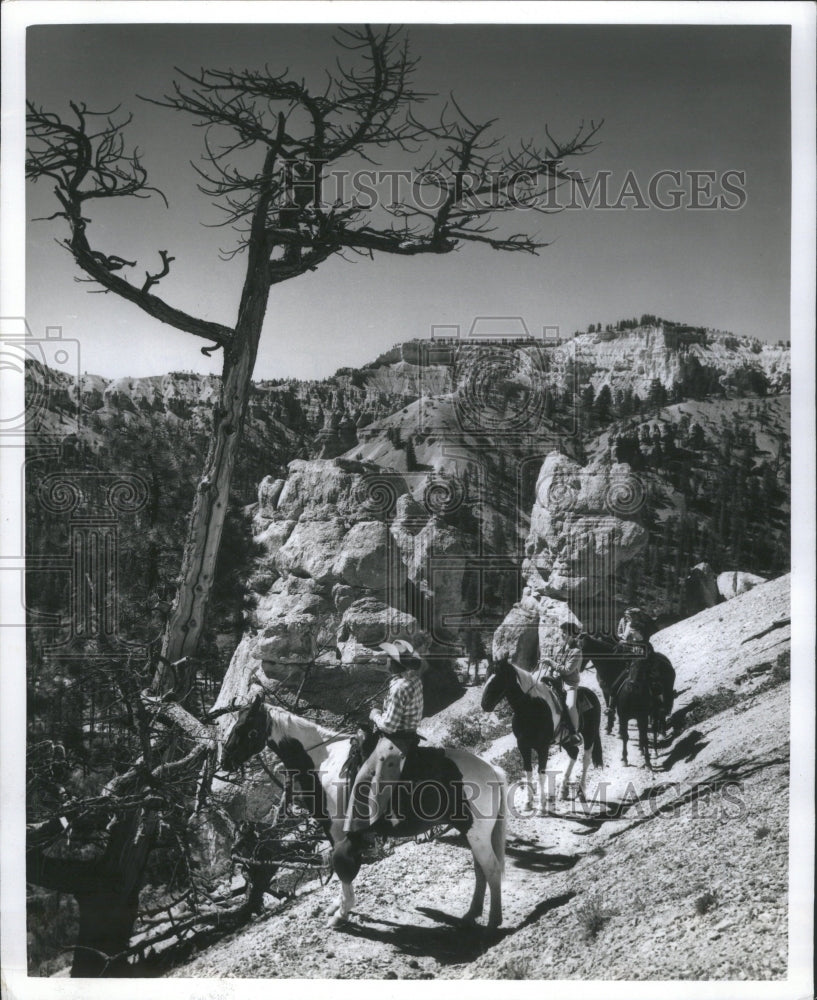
left=26, top=101, right=234, bottom=347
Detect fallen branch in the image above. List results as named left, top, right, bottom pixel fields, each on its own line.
left=740, top=617, right=791, bottom=645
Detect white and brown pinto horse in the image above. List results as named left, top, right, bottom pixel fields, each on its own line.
left=221, top=693, right=507, bottom=929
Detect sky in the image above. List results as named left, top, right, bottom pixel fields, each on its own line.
left=24, top=21, right=792, bottom=381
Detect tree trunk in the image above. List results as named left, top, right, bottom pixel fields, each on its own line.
left=73, top=809, right=159, bottom=977
left=157, top=252, right=272, bottom=686
left=28, top=809, right=159, bottom=977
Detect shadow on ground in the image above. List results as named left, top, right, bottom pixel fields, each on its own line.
left=662, top=729, right=709, bottom=770
left=506, top=840, right=579, bottom=873
left=338, top=891, right=576, bottom=964
left=340, top=909, right=509, bottom=964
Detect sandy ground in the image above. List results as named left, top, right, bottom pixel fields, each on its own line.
left=170, top=575, right=791, bottom=981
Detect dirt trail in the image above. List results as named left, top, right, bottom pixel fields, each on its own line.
left=172, top=575, right=790, bottom=981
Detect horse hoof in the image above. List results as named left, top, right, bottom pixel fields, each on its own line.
left=327, top=913, right=349, bottom=929
left=462, top=912, right=479, bottom=927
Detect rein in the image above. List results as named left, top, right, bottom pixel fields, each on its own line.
left=263, top=706, right=353, bottom=756
left=302, top=731, right=355, bottom=753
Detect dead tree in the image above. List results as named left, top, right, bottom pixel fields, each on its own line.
left=28, top=807, right=160, bottom=977
left=26, top=25, right=602, bottom=691
left=25, top=693, right=227, bottom=976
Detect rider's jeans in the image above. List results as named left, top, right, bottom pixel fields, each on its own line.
left=565, top=685, right=580, bottom=728
left=343, top=735, right=404, bottom=834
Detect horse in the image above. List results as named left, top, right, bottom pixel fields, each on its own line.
left=610, top=656, right=654, bottom=767
left=460, top=626, right=491, bottom=686
left=220, top=693, right=507, bottom=929
left=480, top=658, right=603, bottom=813
left=577, top=633, right=675, bottom=743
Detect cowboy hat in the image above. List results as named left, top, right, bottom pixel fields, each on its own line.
left=378, top=641, right=403, bottom=663
left=559, top=621, right=582, bottom=637
left=378, top=639, right=421, bottom=669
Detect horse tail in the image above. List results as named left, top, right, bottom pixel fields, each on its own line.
left=590, top=693, right=604, bottom=769
left=592, top=728, right=604, bottom=769
left=491, top=765, right=507, bottom=873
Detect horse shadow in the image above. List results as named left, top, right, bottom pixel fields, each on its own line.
left=505, top=841, right=579, bottom=874
left=668, top=701, right=699, bottom=734
left=340, top=909, right=509, bottom=964
left=340, top=893, right=576, bottom=964
left=661, top=729, right=709, bottom=770
left=561, top=781, right=683, bottom=831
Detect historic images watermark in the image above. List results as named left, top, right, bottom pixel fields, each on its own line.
left=276, top=163, right=748, bottom=214
left=280, top=775, right=748, bottom=825
left=359, top=316, right=649, bottom=653
left=2, top=318, right=152, bottom=661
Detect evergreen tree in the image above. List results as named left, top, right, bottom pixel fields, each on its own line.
left=581, top=383, right=596, bottom=411
left=405, top=435, right=418, bottom=471
left=647, top=377, right=668, bottom=413
left=688, top=421, right=706, bottom=451
left=593, top=384, right=613, bottom=424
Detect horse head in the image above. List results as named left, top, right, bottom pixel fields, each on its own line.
left=221, top=692, right=270, bottom=771
left=481, top=657, right=513, bottom=712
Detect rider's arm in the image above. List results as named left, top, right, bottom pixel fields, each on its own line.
left=371, top=677, right=397, bottom=729
left=376, top=677, right=405, bottom=732
left=565, top=648, right=583, bottom=672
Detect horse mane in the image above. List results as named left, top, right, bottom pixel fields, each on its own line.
left=265, top=704, right=337, bottom=748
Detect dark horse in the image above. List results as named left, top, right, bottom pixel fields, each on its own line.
left=460, top=626, right=492, bottom=686
left=577, top=634, right=676, bottom=766
left=221, top=694, right=507, bottom=928
left=481, top=658, right=603, bottom=813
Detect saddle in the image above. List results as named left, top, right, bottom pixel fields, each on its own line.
left=612, top=643, right=661, bottom=700
left=552, top=687, right=594, bottom=746
left=340, top=728, right=422, bottom=791
left=341, top=731, right=469, bottom=837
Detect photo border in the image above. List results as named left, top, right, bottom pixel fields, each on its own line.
left=2, top=3, right=814, bottom=999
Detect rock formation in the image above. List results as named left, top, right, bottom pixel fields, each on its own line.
left=717, top=570, right=767, bottom=601
left=220, top=457, right=473, bottom=712
left=494, top=451, right=649, bottom=664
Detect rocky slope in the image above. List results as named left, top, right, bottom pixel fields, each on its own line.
left=26, top=320, right=793, bottom=977
left=170, top=574, right=791, bottom=981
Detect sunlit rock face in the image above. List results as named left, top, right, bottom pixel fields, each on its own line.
left=237, top=457, right=464, bottom=711
left=717, top=570, right=767, bottom=602
left=495, top=451, right=649, bottom=664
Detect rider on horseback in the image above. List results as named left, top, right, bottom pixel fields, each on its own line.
left=616, top=608, right=663, bottom=707
left=343, top=640, right=424, bottom=845
left=538, top=622, right=583, bottom=747
left=617, top=607, right=652, bottom=646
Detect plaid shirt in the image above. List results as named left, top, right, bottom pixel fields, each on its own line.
left=376, top=669, right=424, bottom=734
